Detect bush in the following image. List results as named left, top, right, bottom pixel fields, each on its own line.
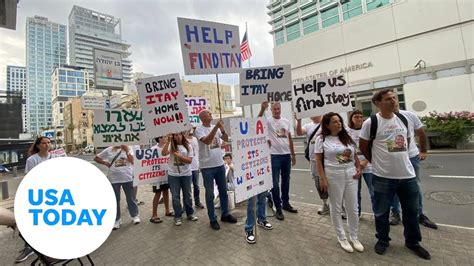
left=421, top=111, right=474, bottom=143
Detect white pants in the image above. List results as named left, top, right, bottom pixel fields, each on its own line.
left=326, top=168, right=359, bottom=241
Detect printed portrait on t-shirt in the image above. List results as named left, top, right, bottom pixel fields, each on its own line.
left=210, top=137, right=220, bottom=149
left=387, top=134, right=407, bottom=152
left=114, top=157, right=127, bottom=167
left=336, top=148, right=353, bottom=164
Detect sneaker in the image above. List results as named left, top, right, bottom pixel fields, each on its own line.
left=113, top=219, right=122, bottom=230
left=174, top=218, right=183, bottom=226
left=317, top=203, right=330, bottom=215
left=406, top=243, right=431, bottom=260
left=15, top=246, right=34, bottom=263
left=282, top=203, right=298, bottom=213
left=245, top=230, right=256, bottom=244
left=195, top=202, right=205, bottom=209
left=275, top=209, right=285, bottom=220
left=257, top=220, right=273, bottom=230
left=419, top=214, right=438, bottom=229
left=338, top=239, right=354, bottom=253
left=210, top=220, right=220, bottom=230
left=374, top=240, right=389, bottom=255
left=132, top=216, right=141, bottom=224
left=188, top=214, right=198, bottom=221
left=389, top=212, right=401, bottom=226
left=349, top=237, right=364, bottom=252
left=221, top=214, right=237, bottom=223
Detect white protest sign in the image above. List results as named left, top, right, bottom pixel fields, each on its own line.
left=93, top=109, right=148, bottom=147
left=93, top=48, right=123, bottom=90
left=177, top=17, right=241, bottom=75
left=81, top=96, right=107, bottom=110
left=49, top=148, right=67, bottom=157
left=133, top=147, right=170, bottom=186
left=239, top=64, right=292, bottom=105
left=293, top=74, right=352, bottom=119
left=230, top=117, right=273, bottom=203
left=137, top=73, right=190, bottom=138
left=185, top=97, right=208, bottom=126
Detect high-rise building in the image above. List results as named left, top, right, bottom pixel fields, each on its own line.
left=26, top=15, right=67, bottom=134
left=6, top=65, right=27, bottom=132
left=68, top=6, right=133, bottom=89
left=51, top=65, right=89, bottom=128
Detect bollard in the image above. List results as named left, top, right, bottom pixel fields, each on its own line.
left=1, top=181, right=9, bottom=200
left=12, top=166, right=18, bottom=178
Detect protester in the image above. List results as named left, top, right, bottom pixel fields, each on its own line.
left=315, top=112, right=363, bottom=253
left=186, top=129, right=205, bottom=209
left=194, top=110, right=237, bottom=230
left=296, top=115, right=328, bottom=215
left=258, top=102, right=297, bottom=221
left=94, top=145, right=140, bottom=230
left=149, top=137, right=173, bottom=224
left=347, top=110, right=375, bottom=215
left=359, top=89, right=430, bottom=260
left=161, top=132, right=198, bottom=226
left=223, top=153, right=235, bottom=191
left=244, top=191, right=273, bottom=244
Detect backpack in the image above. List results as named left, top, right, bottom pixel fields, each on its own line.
left=304, top=124, right=321, bottom=161
left=368, top=112, right=410, bottom=159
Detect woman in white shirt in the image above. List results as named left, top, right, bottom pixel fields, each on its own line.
left=315, top=112, right=363, bottom=253
left=162, top=132, right=198, bottom=226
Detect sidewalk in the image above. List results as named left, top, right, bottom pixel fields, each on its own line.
left=1, top=188, right=473, bottom=265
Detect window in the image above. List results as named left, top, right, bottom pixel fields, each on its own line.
left=321, top=6, right=340, bottom=28
left=303, top=15, right=319, bottom=35
left=275, top=29, right=285, bottom=45
left=367, top=0, right=390, bottom=11
left=59, top=76, right=66, bottom=82
left=342, top=0, right=363, bottom=20
left=67, top=77, right=76, bottom=83
left=286, top=22, right=300, bottom=42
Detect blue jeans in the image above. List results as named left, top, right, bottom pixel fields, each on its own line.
left=372, top=175, right=421, bottom=245
left=191, top=170, right=201, bottom=205
left=201, top=165, right=229, bottom=222
left=112, top=181, right=138, bottom=221
left=391, top=156, right=423, bottom=215
left=271, top=154, right=292, bottom=210
left=245, top=191, right=268, bottom=232
left=168, top=174, right=194, bottom=219
left=358, top=172, right=375, bottom=215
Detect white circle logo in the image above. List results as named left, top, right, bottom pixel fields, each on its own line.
left=14, top=157, right=116, bottom=260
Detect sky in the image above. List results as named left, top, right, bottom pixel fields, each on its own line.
left=0, top=0, right=275, bottom=89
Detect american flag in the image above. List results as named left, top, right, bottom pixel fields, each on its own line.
left=240, top=31, right=252, bottom=62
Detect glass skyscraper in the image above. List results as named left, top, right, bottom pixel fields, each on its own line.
left=6, top=65, right=27, bottom=132
left=26, top=15, right=67, bottom=134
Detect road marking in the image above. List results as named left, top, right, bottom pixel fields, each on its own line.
left=430, top=175, right=474, bottom=179
left=292, top=168, right=311, bottom=172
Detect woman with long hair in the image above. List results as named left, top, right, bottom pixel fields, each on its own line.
left=162, top=132, right=198, bottom=226
left=314, top=112, right=363, bottom=253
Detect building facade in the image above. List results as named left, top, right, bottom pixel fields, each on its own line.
left=63, top=97, right=93, bottom=152
left=68, top=6, right=133, bottom=89
left=0, top=93, right=22, bottom=138
left=6, top=65, right=27, bottom=132
left=26, top=15, right=67, bottom=134
left=51, top=65, right=89, bottom=128
left=268, top=0, right=473, bottom=117
left=181, top=80, right=236, bottom=117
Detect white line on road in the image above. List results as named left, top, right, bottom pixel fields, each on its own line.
left=430, top=175, right=474, bottom=179
left=292, top=168, right=311, bottom=172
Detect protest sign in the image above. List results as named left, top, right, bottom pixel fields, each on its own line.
left=93, top=48, right=123, bottom=90
left=81, top=96, right=107, bottom=110
left=230, top=117, right=273, bottom=203
left=185, top=97, right=208, bottom=126
left=133, top=147, right=170, bottom=186
left=93, top=109, right=148, bottom=147
left=50, top=148, right=66, bottom=157
left=177, top=17, right=241, bottom=75
left=239, top=64, right=292, bottom=105
left=137, top=73, right=190, bottom=138
left=292, top=74, right=352, bottom=119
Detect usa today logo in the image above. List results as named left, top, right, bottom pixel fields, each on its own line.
left=14, top=157, right=116, bottom=260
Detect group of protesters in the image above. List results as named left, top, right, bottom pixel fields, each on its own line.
left=14, top=88, right=437, bottom=262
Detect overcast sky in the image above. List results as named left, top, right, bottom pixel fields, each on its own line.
left=0, top=0, right=275, bottom=89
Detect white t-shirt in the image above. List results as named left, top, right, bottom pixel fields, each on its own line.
left=97, top=146, right=134, bottom=184
left=347, top=127, right=372, bottom=173
left=304, top=122, right=321, bottom=161
left=360, top=114, right=415, bottom=179
left=25, top=153, right=54, bottom=174
left=399, top=110, right=423, bottom=158
left=168, top=144, right=193, bottom=177
left=267, top=116, right=291, bottom=155
left=194, top=124, right=225, bottom=169
left=314, top=135, right=357, bottom=177
left=189, top=137, right=199, bottom=171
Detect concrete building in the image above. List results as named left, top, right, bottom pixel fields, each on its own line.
left=26, top=15, right=67, bottom=134
left=63, top=97, right=93, bottom=152
left=51, top=65, right=89, bottom=128
left=6, top=65, right=26, bottom=132
left=182, top=80, right=236, bottom=117
left=68, top=6, right=133, bottom=89
left=0, top=92, right=22, bottom=138
left=267, top=0, right=474, bottom=117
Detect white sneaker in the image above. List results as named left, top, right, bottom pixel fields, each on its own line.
left=188, top=214, right=198, bottom=221
left=174, top=218, right=183, bottom=226
left=113, top=219, right=122, bottom=230
left=132, top=216, right=141, bottom=224
left=338, top=239, right=354, bottom=253
left=350, top=238, right=364, bottom=252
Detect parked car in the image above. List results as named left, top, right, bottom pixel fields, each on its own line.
left=84, top=145, right=95, bottom=154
